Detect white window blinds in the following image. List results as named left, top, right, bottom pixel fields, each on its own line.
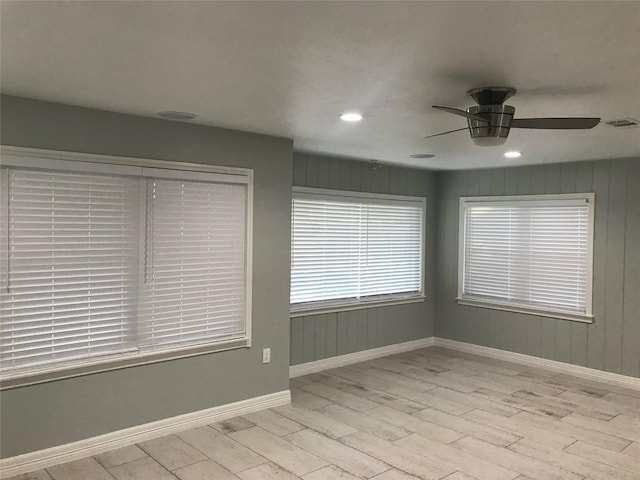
left=1, top=155, right=252, bottom=380
left=291, top=189, right=425, bottom=311
left=459, top=195, right=593, bottom=318
left=1, top=169, right=139, bottom=371
left=138, top=178, right=248, bottom=350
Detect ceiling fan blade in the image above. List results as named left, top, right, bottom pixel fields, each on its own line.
left=432, top=106, right=489, bottom=123
left=424, top=127, right=468, bottom=139
left=511, top=117, right=600, bottom=129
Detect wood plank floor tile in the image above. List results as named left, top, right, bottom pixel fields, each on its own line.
left=108, top=457, right=176, bottom=480
left=177, top=426, right=267, bottom=473
left=610, top=413, right=640, bottom=428
left=463, top=409, right=575, bottom=449
left=327, top=367, right=399, bottom=392
left=291, top=390, right=335, bottom=410
left=453, top=436, right=584, bottom=480
left=273, top=404, right=357, bottom=439
left=340, top=431, right=455, bottom=480
left=302, top=465, right=361, bottom=480
left=509, top=410, right=631, bottom=452
left=369, top=469, right=422, bottom=480
left=385, top=385, right=474, bottom=415
left=368, top=406, right=464, bottom=443
left=174, top=460, right=239, bottom=480
left=509, top=438, right=640, bottom=480
left=242, top=409, right=305, bottom=437
left=329, top=382, right=428, bottom=414
left=320, top=403, right=412, bottom=441
left=211, top=417, right=256, bottom=434
left=428, top=387, right=521, bottom=417
left=473, top=388, right=573, bottom=418
left=287, top=429, right=389, bottom=478
left=390, top=354, right=450, bottom=374
left=47, top=458, right=115, bottom=480
left=476, top=371, right=566, bottom=396
left=138, top=435, right=206, bottom=471
left=557, top=390, right=630, bottom=418
left=438, top=371, right=520, bottom=395
left=94, top=445, right=148, bottom=469
left=603, top=391, right=640, bottom=409
left=552, top=374, right=640, bottom=399
left=237, top=463, right=300, bottom=480
left=440, top=473, right=479, bottom=480
left=302, top=382, right=380, bottom=411
left=394, top=433, right=519, bottom=480
left=361, top=363, right=444, bottom=392
left=542, top=375, right=612, bottom=397
left=414, top=407, right=521, bottom=447
left=564, top=440, right=640, bottom=474
left=509, top=389, right=612, bottom=420
left=562, top=413, right=640, bottom=442
left=6, top=471, right=53, bottom=480
left=229, top=427, right=328, bottom=476
left=622, top=442, right=640, bottom=458
left=378, top=368, right=477, bottom=394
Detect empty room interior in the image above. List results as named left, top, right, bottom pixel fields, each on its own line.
left=1, top=1, right=639, bottom=480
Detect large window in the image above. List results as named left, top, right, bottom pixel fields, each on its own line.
left=458, top=194, right=594, bottom=322
left=0, top=148, right=252, bottom=385
left=291, top=187, right=425, bottom=314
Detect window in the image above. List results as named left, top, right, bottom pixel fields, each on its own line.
left=0, top=147, right=252, bottom=384
left=458, top=194, right=594, bottom=322
left=291, top=187, right=425, bottom=314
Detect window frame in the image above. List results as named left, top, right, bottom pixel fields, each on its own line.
left=0, top=146, right=254, bottom=389
left=457, top=193, right=595, bottom=323
left=290, top=187, right=426, bottom=316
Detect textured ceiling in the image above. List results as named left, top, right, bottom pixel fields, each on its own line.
left=1, top=1, right=639, bottom=169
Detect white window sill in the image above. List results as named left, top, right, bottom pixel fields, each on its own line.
left=455, top=297, right=594, bottom=324
left=291, top=295, right=426, bottom=318
left=0, top=337, right=250, bottom=390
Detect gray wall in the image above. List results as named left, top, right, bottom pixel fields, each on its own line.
left=290, top=153, right=437, bottom=365
left=435, top=159, right=640, bottom=378
left=0, top=95, right=293, bottom=457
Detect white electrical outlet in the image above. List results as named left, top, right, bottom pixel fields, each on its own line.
left=262, top=348, right=271, bottom=364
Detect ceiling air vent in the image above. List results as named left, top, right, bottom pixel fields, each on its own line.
left=605, top=118, right=640, bottom=128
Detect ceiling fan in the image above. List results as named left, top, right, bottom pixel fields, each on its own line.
left=427, top=87, right=600, bottom=146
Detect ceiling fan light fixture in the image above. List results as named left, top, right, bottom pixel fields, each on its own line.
left=472, top=136, right=508, bottom=147
left=340, top=112, right=364, bottom=122
left=504, top=151, right=522, bottom=158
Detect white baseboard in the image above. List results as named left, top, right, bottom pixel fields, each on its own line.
left=288, top=335, right=639, bottom=392
left=0, top=390, right=291, bottom=478
left=289, top=337, right=435, bottom=378
left=433, top=338, right=640, bottom=391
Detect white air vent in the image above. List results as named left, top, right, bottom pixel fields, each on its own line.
left=605, top=118, right=640, bottom=128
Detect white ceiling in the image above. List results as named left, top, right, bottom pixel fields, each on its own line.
left=1, top=1, right=639, bottom=170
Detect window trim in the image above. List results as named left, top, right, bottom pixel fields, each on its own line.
left=457, top=193, right=595, bottom=323
left=0, top=146, right=254, bottom=389
left=290, top=186, right=426, bottom=316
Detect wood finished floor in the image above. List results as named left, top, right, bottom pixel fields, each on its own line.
left=9, top=347, right=640, bottom=480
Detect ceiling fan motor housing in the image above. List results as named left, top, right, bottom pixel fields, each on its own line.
left=466, top=104, right=515, bottom=146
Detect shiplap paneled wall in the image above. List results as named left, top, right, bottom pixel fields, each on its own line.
left=436, top=158, right=640, bottom=378
left=290, top=153, right=437, bottom=365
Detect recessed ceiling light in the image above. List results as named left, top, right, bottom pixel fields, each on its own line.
left=504, top=151, right=522, bottom=158
left=158, top=111, right=197, bottom=121
left=340, top=112, right=364, bottom=122
left=410, top=154, right=435, bottom=159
